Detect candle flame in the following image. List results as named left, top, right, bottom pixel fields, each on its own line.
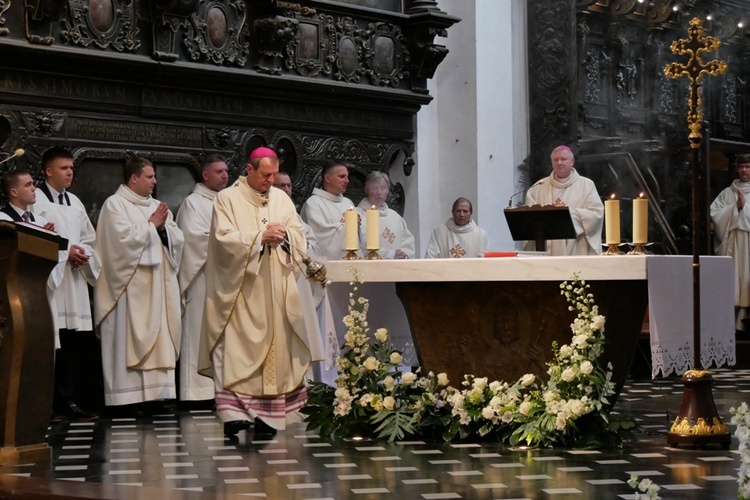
left=371, top=205, right=376, bottom=210
left=610, top=193, right=616, bottom=200
left=639, top=192, right=645, bottom=199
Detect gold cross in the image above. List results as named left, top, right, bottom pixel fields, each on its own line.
left=663, top=17, right=727, bottom=149
left=449, top=244, right=466, bottom=258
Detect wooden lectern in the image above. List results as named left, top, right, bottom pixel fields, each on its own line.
left=504, top=205, right=577, bottom=251
left=0, top=221, right=67, bottom=465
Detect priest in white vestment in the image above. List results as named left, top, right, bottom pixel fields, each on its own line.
left=32, top=147, right=101, bottom=421
left=300, top=161, right=355, bottom=260
left=524, top=145, right=604, bottom=255
left=425, top=197, right=490, bottom=258
left=356, top=171, right=415, bottom=259
left=710, top=153, right=750, bottom=330
left=94, top=157, right=184, bottom=410
left=199, top=147, right=324, bottom=438
left=176, top=155, right=228, bottom=402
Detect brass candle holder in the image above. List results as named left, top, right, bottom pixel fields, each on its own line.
left=365, top=249, right=382, bottom=260
left=627, top=242, right=651, bottom=255
left=604, top=243, right=623, bottom=255
left=342, top=249, right=360, bottom=260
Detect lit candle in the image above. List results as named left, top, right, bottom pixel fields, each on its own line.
left=605, top=194, right=620, bottom=245
left=366, top=205, right=380, bottom=250
left=344, top=208, right=358, bottom=251
left=633, top=193, right=648, bottom=244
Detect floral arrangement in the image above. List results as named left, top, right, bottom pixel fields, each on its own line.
left=730, top=403, right=750, bottom=499
left=627, top=475, right=662, bottom=499
left=302, top=268, right=637, bottom=447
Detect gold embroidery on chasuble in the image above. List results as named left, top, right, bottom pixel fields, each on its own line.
left=382, top=227, right=396, bottom=244
left=450, top=244, right=467, bottom=258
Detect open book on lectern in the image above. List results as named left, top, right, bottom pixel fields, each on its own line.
left=503, top=205, right=576, bottom=252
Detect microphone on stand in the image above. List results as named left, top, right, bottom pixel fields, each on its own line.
left=0, top=149, right=25, bottom=165
left=507, top=180, right=544, bottom=207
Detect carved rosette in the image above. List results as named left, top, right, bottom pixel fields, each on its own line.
left=62, top=0, right=141, bottom=51
left=284, top=11, right=334, bottom=77
left=184, top=0, right=249, bottom=66
left=333, top=17, right=364, bottom=83
left=364, top=22, right=409, bottom=87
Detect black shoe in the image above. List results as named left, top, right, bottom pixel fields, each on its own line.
left=108, top=403, right=145, bottom=419
left=224, top=420, right=251, bottom=437
left=254, top=417, right=277, bottom=436
left=58, top=401, right=99, bottom=422
left=50, top=412, right=63, bottom=425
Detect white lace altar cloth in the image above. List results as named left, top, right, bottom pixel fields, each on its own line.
left=648, top=256, right=736, bottom=378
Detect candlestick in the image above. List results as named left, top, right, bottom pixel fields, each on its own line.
left=633, top=194, right=648, bottom=244
left=344, top=208, right=358, bottom=251
left=366, top=205, right=379, bottom=250
left=604, top=195, right=620, bottom=245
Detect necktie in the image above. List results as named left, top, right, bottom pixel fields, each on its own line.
left=22, top=211, right=32, bottom=222
left=58, top=191, right=70, bottom=206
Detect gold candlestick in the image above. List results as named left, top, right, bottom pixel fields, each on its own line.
left=365, top=249, right=382, bottom=260
left=342, top=250, right=360, bottom=260
left=604, top=244, right=623, bottom=255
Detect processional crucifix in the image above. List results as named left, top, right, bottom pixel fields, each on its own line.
left=663, top=17, right=729, bottom=448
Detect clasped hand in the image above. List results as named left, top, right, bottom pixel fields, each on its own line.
left=148, top=203, right=169, bottom=230
left=68, top=244, right=90, bottom=267
left=262, top=222, right=286, bottom=245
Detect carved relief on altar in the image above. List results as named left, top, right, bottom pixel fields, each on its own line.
left=184, top=0, right=249, bottom=66
left=61, top=0, right=141, bottom=51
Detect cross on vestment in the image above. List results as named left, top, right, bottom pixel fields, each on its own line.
left=382, top=227, right=395, bottom=244
left=449, top=244, right=466, bottom=258
left=261, top=217, right=268, bottom=225
left=663, top=17, right=727, bottom=148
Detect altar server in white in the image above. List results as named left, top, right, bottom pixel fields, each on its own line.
left=176, top=155, right=228, bottom=402
left=711, top=153, right=750, bottom=331
left=524, top=145, right=604, bottom=255
left=357, top=171, right=415, bottom=259
left=301, top=161, right=354, bottom=260
left=33, top=147, right=101, bottom=421
left=94, top=157, right=184, bottom=410
left=425, top=197, right=490, bottom=258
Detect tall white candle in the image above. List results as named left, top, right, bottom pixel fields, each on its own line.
left=366, top=205, right=379, bottom=250
left=605, top=195, right=620, bottom=245
left=633, top=194, right=648, bottom=244
left=344, top=208, right=358, bottom=251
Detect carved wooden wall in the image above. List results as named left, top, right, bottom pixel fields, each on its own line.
left=528, top=0, right=750, bottom=254
left=0, top=0, right=458, bottom=217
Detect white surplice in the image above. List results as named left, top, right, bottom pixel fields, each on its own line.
left=525, top=169, right=604, bottom=255
left=710, top=181, right=750, bottom=329
left=94, top=185, right=184, bottom=406
left=356, top=199, right=415, bottom=259
left=176, top=183, right=217, bottom=401
left=33, top=185, right=101, bottom=345
left=300, top=188, right=355, bottom=261
left=424, top=218, right=490, bottom=259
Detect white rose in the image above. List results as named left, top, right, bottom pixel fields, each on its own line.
left=437, top=373, right=449, bottom=386
left=363, top=356, right=379, bottom=371
left=335, top=387, right=350, bottom=399
left=390, top=352, right=403, bottom=364
left=489, top=381, right=502, bottom=392
left=383, top=396, right=396, bottom=410
left=592, top=315, right=605, bottom=331
left=579, top=361, right=593, bottom=375
left=383, top=376, right=395, bottom=391
left=519, top=401, right=532, bottom=416
left=375, top=328, right=389, bottom=342
left=521, top=374, right=535, bottom=387
left=402, top=372, right=417, bottom=385
left=481, top=407, right=496, bottom=420
left=473, top=377, right=488, bottom=391
left=561, top=368, right=576, bottom=382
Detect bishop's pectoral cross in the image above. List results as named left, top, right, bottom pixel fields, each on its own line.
left=663, top=17, right=727, bottom=149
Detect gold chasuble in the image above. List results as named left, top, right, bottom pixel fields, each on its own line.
left=199, top=179, right=317, bottom=406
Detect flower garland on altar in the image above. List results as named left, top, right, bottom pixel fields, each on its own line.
left=301, top=268, right=637, bottom=447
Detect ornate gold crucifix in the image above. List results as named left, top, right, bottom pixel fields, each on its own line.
left=664, top=17, right=727, bottom=148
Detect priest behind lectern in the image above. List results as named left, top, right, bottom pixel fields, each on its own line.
left=524, top=145, right=604, bottom=255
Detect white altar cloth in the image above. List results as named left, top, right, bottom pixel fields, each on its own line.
left=648, top=256, right=735, bottom=378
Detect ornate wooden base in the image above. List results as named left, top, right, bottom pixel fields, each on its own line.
left=0, top=443, right=51, bottom=465
left=667, top=370, right=731, bottom=449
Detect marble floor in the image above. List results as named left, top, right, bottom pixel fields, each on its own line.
left=2, top=369, right=749, bottom=499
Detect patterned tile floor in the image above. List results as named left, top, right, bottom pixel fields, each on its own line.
left=3, top=369, right=750, bottom=499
